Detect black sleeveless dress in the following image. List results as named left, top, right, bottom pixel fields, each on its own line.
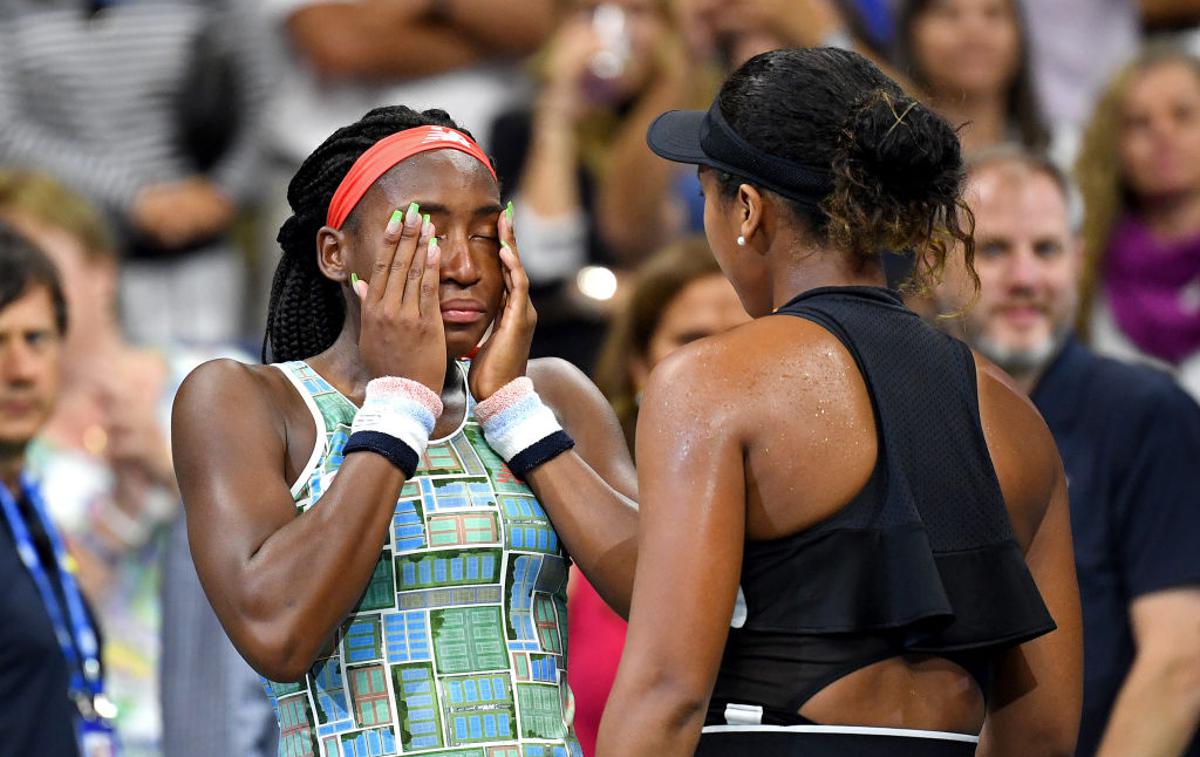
left=695, top=287, right=1056, bottom=756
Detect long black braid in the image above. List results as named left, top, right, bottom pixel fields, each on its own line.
left=262, top=105, right=473, bottom=363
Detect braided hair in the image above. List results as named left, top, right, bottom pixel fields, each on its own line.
left=263, top=105, right=472, bottom=362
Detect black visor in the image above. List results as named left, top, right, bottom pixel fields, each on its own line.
left=647, top=102, right=834, bottom=207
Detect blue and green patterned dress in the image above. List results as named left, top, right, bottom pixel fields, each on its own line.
left=265, top=361, right=580, bottom=757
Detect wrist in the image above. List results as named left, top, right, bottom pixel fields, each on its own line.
left=475, top=377, right=574, bottom=478
left=344, top=377, right=444, bottom=478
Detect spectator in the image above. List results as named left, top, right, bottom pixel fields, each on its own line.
left=597, top=0, right=891, bottom=267
left=937, top=147, right=1200, bottom=757
left=0, top=171, right=273, bottom=757
left=571, top=236, right=747, bottom=756
left=1077, top=47, right=1200, bottom=399
left=491, top=0, right=708, bottom=370
left=0, top=220, right=111, bottom=755
left=896, top=0, right=1049, bottom=154
left=0, top=0, right=271, bottom=347
left=253, top=0, right=555, bottom=337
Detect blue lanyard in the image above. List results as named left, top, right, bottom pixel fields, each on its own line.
left=0, top=474, right=105, bottom=710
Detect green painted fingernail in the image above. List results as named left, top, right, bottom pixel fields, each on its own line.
left=406, top=202, right=420, bottom=224
left=505, top=201, right=514, bottom=221
left=387, top=209, right=404, bottom=233
left=350, top=272, right=359, bottom=285
left=422, top=213, right=430, bottom=225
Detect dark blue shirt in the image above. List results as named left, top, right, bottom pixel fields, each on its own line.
left=0, top=488, right=81, bottom=757
left=1031, top=337, right=1200, bottom=757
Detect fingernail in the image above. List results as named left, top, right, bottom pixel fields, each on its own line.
left=386, top=209, right=404, bottom=235
left=500, top=241, right=511, bottom=250
left=405, top=202, right=421, bottom=226
left=422, top=213, right=431, bottom=225
left=505, top=201, right=514, bottom=221
left=428, top=236, right=440, bottom=260
left=350, top=272, right=359, bottom=286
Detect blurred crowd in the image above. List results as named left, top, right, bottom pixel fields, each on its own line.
left=2, top=0, right=1200, bottom=756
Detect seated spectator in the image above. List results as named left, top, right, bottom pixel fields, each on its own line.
left=896, top=0, right=1049, bottom=154
left=571, top=236, right=747, bottom=755
left=937, top=147, right=1200, bottom=757
left=491, top=0, right=710, bottom=370
left=0, top=171, right=273, bottom=757
left=0, top=220, right=109, bottom=756
left=1077, top=47, right=1200, bottom=399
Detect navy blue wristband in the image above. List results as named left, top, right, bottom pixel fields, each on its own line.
left=343, top=431, right=420, bottom=479
left=506, top=430, right=575, bottom=479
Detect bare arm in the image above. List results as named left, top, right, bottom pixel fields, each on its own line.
left=978, top=457, right=1083, bottom=757
left=1096, top=590, right=1200, bottom=755
left=172, top=361, right=410, bottom=681
left=595, top=40, right=699, bottom=264
left=527, top=358, right=639, bottom=618
left=596, top=347, right=746, bottom=756
left=284, top=0, right=552, bottom=80
left=285, top=1, right=480, bottom=80
left=1142, top=0, right=1200, bottom=25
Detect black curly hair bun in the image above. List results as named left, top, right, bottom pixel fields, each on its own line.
left=715, top=47, right=974, bottom=293
left=843, top=90, right=962, bottom=193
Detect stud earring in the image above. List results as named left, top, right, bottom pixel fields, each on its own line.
left=737, top=235, right=746, bottom=247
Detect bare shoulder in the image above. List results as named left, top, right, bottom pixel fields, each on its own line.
left=172, top=358, right=292, bottom=449
left=641, top=314, right=865, bottom=425
left=175, top=358, right=283, bottom=416
left=971, top=350, right=1063, bottom=548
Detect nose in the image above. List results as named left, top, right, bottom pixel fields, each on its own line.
left=1004, top=247, right=1043, bottom=291
left=437, top=231, right=481, bottom=287
left=0, top=341, right=40, bottom=387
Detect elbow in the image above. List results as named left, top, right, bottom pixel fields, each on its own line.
left=1143, top=646, right=1200, bottom=713
left=239, top=620, right=321, bottom=683
left=617, top=667, right=710, bottom=733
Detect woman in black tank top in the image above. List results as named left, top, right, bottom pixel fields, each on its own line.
left=597, top=49, right=1082, bottom=756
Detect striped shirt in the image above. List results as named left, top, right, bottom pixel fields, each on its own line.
left=0, top=0, right=271, bottom=228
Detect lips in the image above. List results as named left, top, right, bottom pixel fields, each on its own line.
left=440, top=298, right=487, bottom=324
left=996, top=304, right=1045, bottom=328
left=0, top=399, right=35, bottom=417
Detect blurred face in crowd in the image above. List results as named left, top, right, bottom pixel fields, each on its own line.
left=0, top=285, right=62, bottom=454
left=570, top=0, right=667, bottom=101
left=911, top=0, right=1021, bottom=101
left=0, top=212, right=114, bottom=340
left=942, top=162, right=1080, bottom=381
left=629, top=272, right=749, bottom=388
left=1119, top=60, right=1200, bottom=201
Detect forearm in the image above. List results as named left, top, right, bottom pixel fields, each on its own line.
left=1142, top=0, right=1200, bottom=25
left=596, top=679, right=706, bottom=756
left=435, top=0, right=555, bottom=55
left=526, top=452, right=639, bottom=617
left=597, top=71, right=693, bottom=263
left=518, top=108, right=582, bottom=220
left=222, top=454, right=406, bottom=679
left=1097, top=654, right=1200, bottom=757
left=287, top=4, right=482, bottom=80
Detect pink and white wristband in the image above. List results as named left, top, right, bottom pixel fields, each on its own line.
left=343, top=377, right=444, bottom=478
left=475, top=377, right=575, bottom=478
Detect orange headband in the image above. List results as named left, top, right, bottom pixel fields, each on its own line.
left=325, top=125, right=497, bottom=229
